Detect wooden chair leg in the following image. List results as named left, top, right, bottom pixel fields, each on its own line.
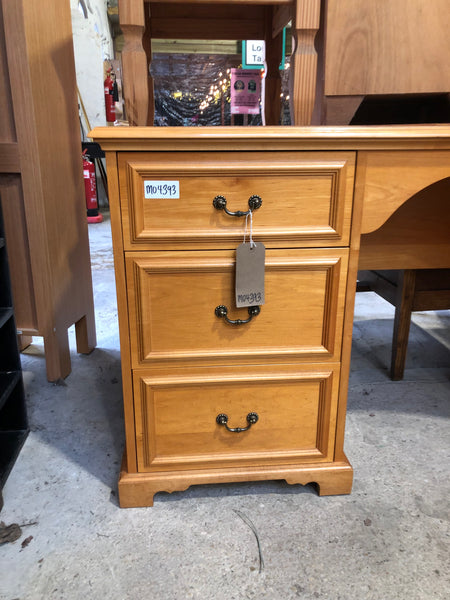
left=391, top=270, right=416, bottom=380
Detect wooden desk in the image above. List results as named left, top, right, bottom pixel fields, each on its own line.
left=119, top=0, right=331, bottom=126
left=321, top=0, right=450, bottom=124
left=91, top=125, right=450, bottom=507
left=119, top=0, right=450, bottom=127
left=119, top=0, right=289, bottom=125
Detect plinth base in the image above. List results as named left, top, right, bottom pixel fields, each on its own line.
left=117, top=453, right=353, bottom=508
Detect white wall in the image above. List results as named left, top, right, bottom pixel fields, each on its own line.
left=71, top=0, right=114, bottom=132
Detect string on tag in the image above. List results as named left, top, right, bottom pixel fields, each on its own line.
left=243, top=210, right=256, bottom=248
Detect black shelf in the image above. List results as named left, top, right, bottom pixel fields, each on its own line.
left=0, top=371, right=21, bottom=411
left=0, top=202, right=28, bottom=511
left=0, top=307, right=13, bottom=329
left=0, top=430, right=28, bottom=488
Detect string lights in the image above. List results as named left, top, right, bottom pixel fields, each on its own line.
left=199, top=68, right=231, bottom=113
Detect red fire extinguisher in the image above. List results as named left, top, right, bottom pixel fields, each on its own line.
left=104, top=68, right=116, bottom=123
left=82, top=149, right=103, bottom=223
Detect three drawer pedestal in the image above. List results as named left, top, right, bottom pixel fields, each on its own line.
left=94, top=129, right=361, bottom=507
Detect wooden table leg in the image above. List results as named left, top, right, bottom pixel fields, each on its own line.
left=264, top=7, right=283, bottom=125
left=40, top=311, right=96, bottom=382
left=119, top=0, right=149, bottom=126
left=291, top=0, right=321, bottom=125
left=143, top=8, right=155, bottom=126
left=17, top=334, right=32, bottom=351
left=43, top=326, right=71, bottom=382
left=75, top=311, right=96, bottom=355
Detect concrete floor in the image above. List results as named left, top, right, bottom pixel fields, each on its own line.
left=1, top=213, right=449, bottom=600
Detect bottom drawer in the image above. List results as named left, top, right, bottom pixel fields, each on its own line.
left=133, top=364, right=341, bottom=472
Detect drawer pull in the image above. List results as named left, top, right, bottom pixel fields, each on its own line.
left=213, top=194, right=262, bottom=217
left=215, top=304, right=260, bottom=325
left=216, top=412, right=259, bottom=432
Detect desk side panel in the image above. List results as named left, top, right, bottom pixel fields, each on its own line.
left=106, top=151, right=138, bottom=473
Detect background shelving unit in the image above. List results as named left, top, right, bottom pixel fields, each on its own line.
left=0, top=202, right=28, bottom=512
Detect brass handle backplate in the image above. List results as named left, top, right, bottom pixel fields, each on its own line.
left=216, top=412, right=259, bottom=432
left=213, top=194, right=262, bottom=217
left=215, top=304, right=260, bottom=325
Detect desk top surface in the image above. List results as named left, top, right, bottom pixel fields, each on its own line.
left=91, top=125, right=450, bottom=152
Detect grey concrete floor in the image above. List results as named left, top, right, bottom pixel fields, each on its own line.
left=1, top=213, right=449, bottom=600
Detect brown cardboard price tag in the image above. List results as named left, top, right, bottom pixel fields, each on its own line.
left=235, top=242, right=265, bottom=307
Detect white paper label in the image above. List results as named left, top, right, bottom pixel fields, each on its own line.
left=144, top=180, right=180, bottom=199
left=246, top=40, right=266, bottom=66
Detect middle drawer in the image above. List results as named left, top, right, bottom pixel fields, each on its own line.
left=125, top=248, right=349, bottom=367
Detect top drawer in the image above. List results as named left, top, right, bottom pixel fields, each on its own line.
left=117, top=151, right=355, bottom=250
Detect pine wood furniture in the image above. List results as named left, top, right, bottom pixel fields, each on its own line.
left=118, top=0, right=331, bottom=126
left=90, top=125, right=450, bottom=507
left=0, top=0, right=96, bottom=381
left=320, top=0, right=450, bottom=125
left=119, top=0, right=289, bottom=126
left=357, top=269, right=450, bottom=381
left=119, top=0, right=450, bottom=127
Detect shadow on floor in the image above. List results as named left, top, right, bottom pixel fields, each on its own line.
left=20, top=345, right=125, bottom=490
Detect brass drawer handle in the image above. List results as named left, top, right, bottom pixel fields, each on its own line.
left=216, top=412, right=259, bottom=432
left=215, top=304, right=260, bottom=325
left=213, top=194, right=262, bottom=217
